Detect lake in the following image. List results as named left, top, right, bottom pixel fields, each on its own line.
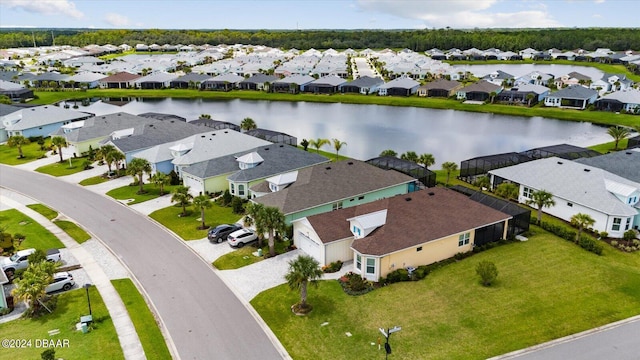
left=70, top=97, right=611, bottom=167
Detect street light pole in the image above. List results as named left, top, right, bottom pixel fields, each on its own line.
left=84, top=283, right=92, bottom=315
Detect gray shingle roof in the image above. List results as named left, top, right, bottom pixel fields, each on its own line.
left=109, top=117, right=209, bottom=153
left=55, top=112, right=154, bottom=142
left=549, top=85, right=598, bottom=100
left=379, top=77, right=420, bottom=89
left=171, top=73, right=212, bottom=83
left=459, top=80, right=501, bottom=93
left=420, top=79, right=461, bottom=91
left=4, top=105, right=92, bottom=131
left=343, top=76, right=384, bottom=88
left=575, top=150, right=640, bottom=184
left=0, top=103, right=23, bottom=117
left=252, top=160, right=415, bottom=215
left=240, top=74, right=280, bottom=84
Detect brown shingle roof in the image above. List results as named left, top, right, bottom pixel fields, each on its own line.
left=419, top=79, right=462, bottom=91
left=100, top=71, right=141, bottom=82
left=253, top=160, right=414, bottom=215
left=460, top=80, right=501, bottom=94
left=306, top=188, right=511, bottom=256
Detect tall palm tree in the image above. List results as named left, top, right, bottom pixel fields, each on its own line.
left=109, top=150, right=125, bottom=173
left=607, top=126, right=630, bottom=150
left=98, top=145, right=117, bottom=172
left=127, top=158, right=152, bottom=194
left=151, top=172, right=170, bottom=195
left=245, top=202, right=266, bottom=247
left=418, top=153, right=435, bottom=168
left=11, top=262, right=53, bottom=315
left=332, top=138, right=347, bottom=161
left=526, top=190, right=556, bottom=224
left=379, top=149, right=397, bottom=157
left=240, top=117, right=257, bottom=132
left=441, top=161, right=458, bottom=186
left=262, top=206, right=286, bottom=257
left=284, top=254, right=324, bottom=312
left=171, top=186, right=193, bottom=217
left=7, top=135, right=29, bottom=158
left=50, top=136, right=67, bottom=163
left=192, top=195, right=212, bottom=230
left=570, top=213, right=596, bottom=243
left=308, top=138, right=329, bottom=154
left=400, top=151, right=419, bottom=163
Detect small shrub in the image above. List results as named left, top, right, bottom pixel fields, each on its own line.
left=599, top=231, right=609, bottom=239
left=231, top=197, right=244, bottom=214
left=476, top=260, right=498, bottom=287
left=221, top=189, right=233, bottom=206
left=338, top=272, right=374, bottom=295
left=611, top=240, right=618, bottom=247
left=578, top=236, right=603, bottom=255
left=623, top=230, right=637, bottom=241
left=322, top=260, right=343, bottom=273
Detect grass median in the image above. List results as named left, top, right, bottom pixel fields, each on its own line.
left=105, top=183, right=181, bottom=205
left=0, top=209, right=64, bottom=250
left=35, top=158, right=90, bottom=177
left=149, top=203, right=242, bottom=240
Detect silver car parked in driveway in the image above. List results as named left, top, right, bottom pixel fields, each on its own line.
left=227, top=229, right=257, bottom=248
left=45, top=272, right=75, bottom=293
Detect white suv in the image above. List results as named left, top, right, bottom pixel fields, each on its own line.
left=45, top=272, right=75, bottom=293
left=227, top=229, right=257, bottom=248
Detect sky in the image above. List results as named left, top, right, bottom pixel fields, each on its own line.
left=0, top=0, right=638, bottom=30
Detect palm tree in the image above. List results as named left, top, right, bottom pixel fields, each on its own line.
left=379, top=149, right=397, bottom=157
left=332, top=138, right=347, bottom=161
left=418, top=153, right=435, bottom=168
left=50, top=136, right=67, bottom=163
left=400, top=151, right=419, bottom=163
left=489, top=91, right=497, bottom=103
left=262, top=206, right=286, bottom=257
left=284, top=254, right=324, bottom=312
left=526, top=93, right=535, bottom=106
left=441, top=161, right=458, bottom=186
left=308, top=138, right=329, bottom=154
left=109, top=150, right=125, bottom=173
left=7, top=135, right=29, bottom=158
left=151, top=172, right=170, bottom=195
left=607, top=126, right=630, bottom=150
left=171, top=186, right=193, bottom=217
left=570, top=213, right=596, bottom=243
left=126, top=158, right=152, bottom=194
left=11, top=261, right=53, bottom=315
left=240, top=117, right=257, bottom=132
left=526, top=190, right=556, bottom=224
left=192, top=195, right=212, bottom=230
left=98, top=145, right=117, bottom=172
left=245, top=202, right=266, bottom=247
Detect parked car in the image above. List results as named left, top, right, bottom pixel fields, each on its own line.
left=227, top=229, right=258, bottom=248
left=1, top=248, right=61, bottom=278
left=208, top=224, right=242, bottom=243
left=45, top=272, right=75, bottom=293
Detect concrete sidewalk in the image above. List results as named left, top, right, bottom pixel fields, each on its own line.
left=0, top=191, right=147, bottom=360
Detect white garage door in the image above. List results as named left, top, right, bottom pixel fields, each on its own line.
left=297, top=232, right=322, bottom=264
left=183, top=176, right=203, bottom=196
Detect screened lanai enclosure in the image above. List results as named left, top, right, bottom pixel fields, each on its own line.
left=366, top=156, right=436, bottom=188
left=245, top=128, right=297, bottom=146
left=460, top=143, right=601, bottom=182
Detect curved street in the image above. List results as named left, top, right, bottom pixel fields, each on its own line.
left=0, top=165, right=287, bottom=360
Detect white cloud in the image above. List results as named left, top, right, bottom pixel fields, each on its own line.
left=2, top=0, right=83, bottom=19
left=104, top=13, right=130, bottom=27
left=355, top=0, right=561, bottom=28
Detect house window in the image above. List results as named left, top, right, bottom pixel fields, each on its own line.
left=238, top=184, right=245, bottom=196
left=366, top=258, right=375, bottom=275
left=332, top=201, right=343, bottom=211
left=567, top=202, right=573, bottom=207
left=416, top=246, right=422, bottom=252
left=458, top=232, right=470, bottom=246
left=230, top=183, right=235, bottom=195
left=356, top=254, right=361, bottom=270
left=612, top=217, right=621, bottom=231
left=626, top=218, right=631, bottom=230
left=523, top=187, right=534, bottom=199
left=358, top=196, right=365, bottom=200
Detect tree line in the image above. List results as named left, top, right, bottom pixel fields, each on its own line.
left=1, top=28, right=639, bottom=52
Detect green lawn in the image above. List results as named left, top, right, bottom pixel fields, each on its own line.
left=0, top=141, right=50, bottom=165
left=588, top=138, right=630, bottom=154
left=213, top=240, right=291, bottom=270
left=0, top=287, right=123, bottom=360
left=105, top=184, right=181, bottom=205
left=26, top=203, right=58, bottom=220
left=35, top=158, right=91, bottom=177
left=149, top=203, right=243, bottom=240
left=252, top=231, right=640, bottom=360
left=0, top=209, right=64, bottom=250
left=111, top=279, right=172, bottom=360
left=53, top=220, right=91, bottom=244
left=79, top=176, right=109, bottom=186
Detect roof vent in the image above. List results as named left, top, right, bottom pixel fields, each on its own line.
left=348, top=161, right=354, bottom=165
left=405, top=197, right=412, bottom=201
left=224, top=131, right=228, bottom=133
left=118, top=113, right=121, bottom=116
left=279, top=144, right=284, bottom=147
left=626, top=152, right=632, bottom=155
left=557, top=161, right=563, bottom=165
left=264, top=147, right=269, bottom=150
left=428, top=192, right=435, bottom=196
left=325, top=166, right=331, bottom=170
left=201, top=135, right=205, bottom=138
left=584, top=168, right=591, bottom=172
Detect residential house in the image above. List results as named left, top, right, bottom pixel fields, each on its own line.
left=489, top=157, right=640, bottom=237
left=134, top=72, right=178, bottom=89
left=169, top=73, right=211, bottom=89
left=188, top=118, right=241, bottom=131
left=0, top=270, right=9, bottom=312
left=377, top=77, right=420, bottom=96
left=594, top=89, right=640, bottom=113
left=514, top=71, right=554, bottom=87
left=495, top=84, right=550, bottom=106
left=305, top=75, right=347, bottom=94
left=0, top=80, right=33, bottom=102
left=0, top=103, right=23, bottom=142
left=292, top=188, right=511, bottom=280
left=251, top=160, right=416, bottom=224
left=339, top=76, right=385, bottom=95
left=575, top=150, right=640, bottom=185
left=2, top=105, right=92, bottom=139
left=138, top=113, right=186, bottom=122
left=544, top=85, right=598, bottom=109
left=182, top=144, right=329, bottom=197
left=99, top=72, right=141, bottom=89
left=554, top=71, right=591, bottom=88
left=417, top=79, right=462, bottom=97
left=456, top=80, right=502, bottom=101
left=481, top=70, right=514, bottom=87
left=238, top=74, right=280, bottom=91
left=590, top=73, right=634, bottom=95
left=32, top=72, right=69, bottom=88
left=202, top=73, right=244, bottom=91
left=272, top=75, right=315, bottom=94
left=67, top=72, right=105, bottom=89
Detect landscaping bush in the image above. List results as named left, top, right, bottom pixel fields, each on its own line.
left=476, top=260, right=498, bottom=286
left=623, top=230, right=637, bottom=241
left=578, top=236, right=603, bottom=255
left=338, top=272, right=374, bottom=296
left=322, top=260, right=343, bottom=273
left=220, top=189, right=233, bottom=206
left=231, top=197, right=244, bottom=214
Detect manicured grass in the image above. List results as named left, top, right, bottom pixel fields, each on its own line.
left=31, top=88, right=640, bottom=129
left=0, top=287, right=123, bottom=360
left=0, top=209, right=64, bottom=250
left=53, top=220, right=91, bottom=244
left=0, top=141, right=50, bottom=165
left=35, top=158, right=90, bottom=177
left=79, top=176, right=109, bottom=186
left=300, top=146, right=348, bottom=162
left=149, top=203, right=243, bottom=240
left=26, top=203, right=58, bottom=220
left=588, top=138, right=630, bottom=154
left=433, top=168, right=467, bottom=188
left=111, top=279, right=172, bottom=360
left=252, top=231, right=640, bottom=360
left=106, top=183, right=181, bottom=205
left=213, top=240, right=291, bottom=270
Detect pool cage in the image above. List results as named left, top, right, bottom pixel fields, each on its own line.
left=245, top=128, right=297, bottom=146
left=366, top=156, right=436, bottom=188
left=628, top=135, right=640, bottom=149
left=460, top=144, right=601, bottom=183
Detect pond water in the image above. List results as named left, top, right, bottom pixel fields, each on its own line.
left=70, top=97, right=610, bottom=167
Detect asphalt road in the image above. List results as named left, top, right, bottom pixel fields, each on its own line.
left=0, top=165, right=286, bottom=360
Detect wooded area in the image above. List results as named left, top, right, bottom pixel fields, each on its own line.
left=1, top=28, right=639, bottom=51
